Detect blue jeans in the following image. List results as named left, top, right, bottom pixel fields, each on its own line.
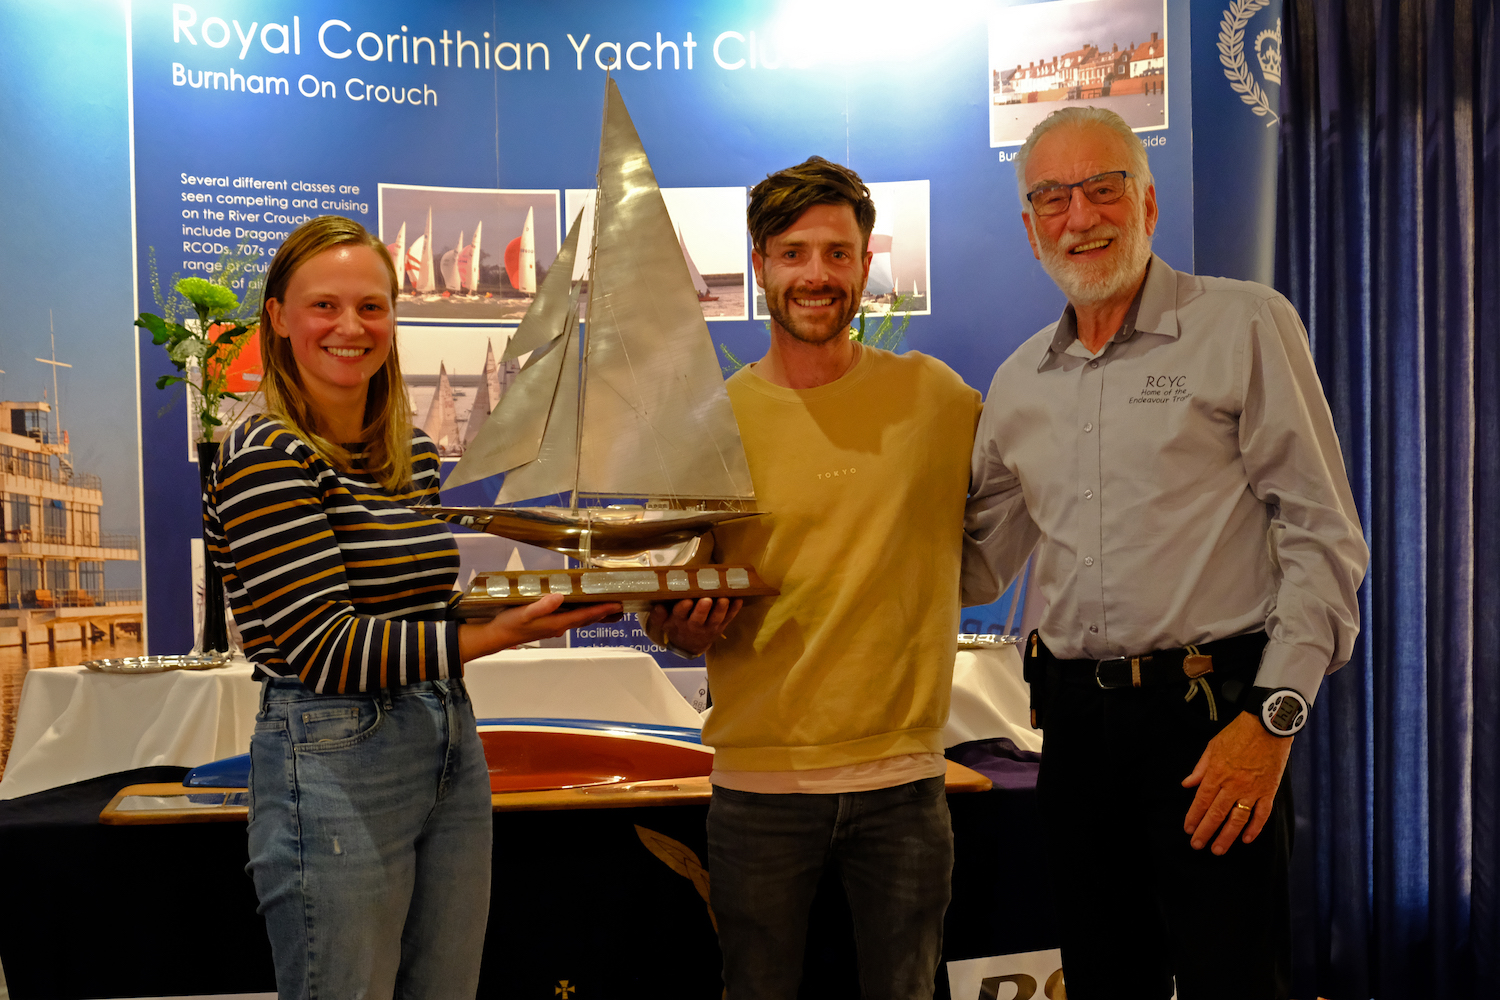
left=706, top=777, right=954, bottom=1000
left=247, top=678, right=492, bottom=1000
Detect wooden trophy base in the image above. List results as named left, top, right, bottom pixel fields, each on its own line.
left=455, top=564, right=778, bottom=618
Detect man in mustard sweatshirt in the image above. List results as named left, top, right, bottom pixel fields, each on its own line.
left=644, top=157, right=981, bottom=1000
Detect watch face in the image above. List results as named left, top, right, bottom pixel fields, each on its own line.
left=1262, top=690, right=1308, bottom=735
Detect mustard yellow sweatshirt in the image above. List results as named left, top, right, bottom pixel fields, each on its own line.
left=703, top=346, right=982, bottom=771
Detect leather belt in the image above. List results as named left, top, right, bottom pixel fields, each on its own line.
left=1040, top=631, right=1269, bottom=690
left=1093, top=647, right=1213, bottom=689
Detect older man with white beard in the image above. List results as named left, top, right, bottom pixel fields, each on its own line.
left=964, top=108, right=1367, bottom=1000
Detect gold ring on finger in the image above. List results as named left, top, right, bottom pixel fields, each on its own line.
left=1233, top=801, right=1253, bottom=812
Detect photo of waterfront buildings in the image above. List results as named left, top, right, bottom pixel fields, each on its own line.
left=0, top=397, right=143, bottom=775
left=989, top=0, right=1168, bottom=145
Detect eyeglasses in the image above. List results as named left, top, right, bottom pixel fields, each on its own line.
left=1026, top=171, right=1133, bottom=217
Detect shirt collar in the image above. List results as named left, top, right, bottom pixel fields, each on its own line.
left=1037, top=254, right=1180, bottom=371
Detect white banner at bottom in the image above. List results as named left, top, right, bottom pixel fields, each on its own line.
left=946, top=949, right=1065, bottom=1000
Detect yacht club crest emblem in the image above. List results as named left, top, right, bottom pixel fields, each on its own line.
left=1219, top=0, right=1282, bottom=125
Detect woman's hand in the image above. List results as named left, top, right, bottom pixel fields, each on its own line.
left=458, top=593, right=623, bottom=663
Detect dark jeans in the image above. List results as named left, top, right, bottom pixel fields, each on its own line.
left=1036, top=654, right=1293, bottom=1000
left=706, top=776, right=954, bottom=1000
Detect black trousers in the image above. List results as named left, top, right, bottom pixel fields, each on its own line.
left=1034, top=639, right=1293, bottom=1000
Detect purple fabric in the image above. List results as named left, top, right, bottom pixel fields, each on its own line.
left=945, top=737, right=1041, bottom=792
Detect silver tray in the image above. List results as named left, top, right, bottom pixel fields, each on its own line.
left=83, top=653, right=235, bottom=673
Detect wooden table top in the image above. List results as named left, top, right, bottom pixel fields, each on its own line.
left=98, top=760, right=993, bottom=825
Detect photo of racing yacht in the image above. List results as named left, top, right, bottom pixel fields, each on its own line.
left=378, top=185, right=559, bottom=323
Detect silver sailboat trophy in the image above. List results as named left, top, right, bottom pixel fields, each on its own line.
left=425, top=77, right=776, bottom=617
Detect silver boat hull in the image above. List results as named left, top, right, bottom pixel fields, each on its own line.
left=423, top=505, right=765, bottom=563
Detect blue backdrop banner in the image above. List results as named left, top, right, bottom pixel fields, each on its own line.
left=129, top=0, right=1198, bottom=656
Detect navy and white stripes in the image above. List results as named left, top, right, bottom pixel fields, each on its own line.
left=206, top=415, right=461, bottom=693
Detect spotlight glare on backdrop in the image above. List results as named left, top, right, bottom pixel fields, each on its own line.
left=763, top=0, right=987, bottom=69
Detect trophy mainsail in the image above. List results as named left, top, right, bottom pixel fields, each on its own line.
left=575, top=78, right=755, bottom=502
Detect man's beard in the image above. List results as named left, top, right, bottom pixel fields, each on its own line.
left=1037, top=216, right=1153, bottom=306
left=762, top=279, right=863, bottom=346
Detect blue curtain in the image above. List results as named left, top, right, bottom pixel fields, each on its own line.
left=1276, top=0, right=1500, bottom=996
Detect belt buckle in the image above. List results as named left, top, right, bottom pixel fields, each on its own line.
left=1095, top=657, right=1130, bottom=689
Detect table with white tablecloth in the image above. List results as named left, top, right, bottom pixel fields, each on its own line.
left=946, top=643, right=1041, bottom=753
left=0, top=647, right=697, bottom=800
left=0, top=641, right=1036, bottom=800
left=0, top=659, right=262, bottom=801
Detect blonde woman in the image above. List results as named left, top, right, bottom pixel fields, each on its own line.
left=205, top=215, right=616, bottom=999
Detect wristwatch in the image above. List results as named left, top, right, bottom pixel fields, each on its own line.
left=1250, top=687, right=1310, bottom=737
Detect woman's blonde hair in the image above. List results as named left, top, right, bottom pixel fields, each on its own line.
left=258, top=215, right=414, bottom=491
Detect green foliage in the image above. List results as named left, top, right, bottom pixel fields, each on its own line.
left=852, top=293, right=914, bottom=352
left=175, top=277, right=239, bottom=316
left=719, top=342, right=748, bottom=378
left=138, top=246, right=262, bottom=442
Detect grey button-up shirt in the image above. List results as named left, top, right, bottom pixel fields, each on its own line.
left=964, top=255, right=1369, bottom=702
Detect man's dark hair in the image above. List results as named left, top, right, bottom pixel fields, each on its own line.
left=747, top=156, right=877, bottom=254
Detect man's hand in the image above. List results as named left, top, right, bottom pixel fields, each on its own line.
left=1181, top=711, right=1293, bottom=855
left=644, top=597, right=742, bottom=658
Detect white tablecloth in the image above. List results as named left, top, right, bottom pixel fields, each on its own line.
left=944, top=644, right=1042, bottom=752
left=0, top=659, right=262, bottom=801
left=0, top=648, right=702, bottom=800
left=463, top=647, right=705, bottom=728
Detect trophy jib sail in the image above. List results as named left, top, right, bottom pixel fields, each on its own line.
left=424, top=76, right=775, bottom=615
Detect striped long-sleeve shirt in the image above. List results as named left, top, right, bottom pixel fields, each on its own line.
left=206, top=414, right=462, bottom=693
